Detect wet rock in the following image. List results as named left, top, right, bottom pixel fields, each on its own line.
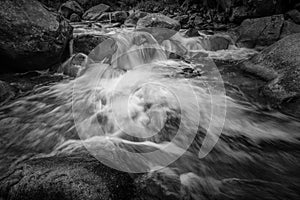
left=59, top=0, right=84, bottom=19
left=73, top=34, right=109, bottom=55
left=70, top=13, right=81, bottom=22
left=124, top=11, right=149, bottom=27
left=237, top=15, right=284, bottom=48
left=208, top=35, right=232, bottom=51
left=0, top=0, right=73, bottom=73
left=97, top=11, right=128, bottom=23
left=82, top=4, right=110, bottom=21
left=59, top=53, right=90, bottom=77
left=137, top=13, right=181, bottom=31
left=241, top=33, right=300, bottom=117
left=287, top=9, right=300, bottom=24
left=280, top=20, right=300, bottom=39
left=0, top=154, right=136, bottom=200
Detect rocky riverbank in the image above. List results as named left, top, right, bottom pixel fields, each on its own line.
left=0, top=1, right=300, bottom=200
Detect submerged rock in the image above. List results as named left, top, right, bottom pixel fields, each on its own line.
left=59, top=0, right=84, bottom=19
left=0, top=154, right=136, bottom=200
left=237, top=15, right=284, bottom=48
left=241, top=33, right=300, bottom=117
left=82, top=3, right=110, bottom=21
left=137, top=13, right=181, bottom=31
left=0, top=0, right=73, bottom=73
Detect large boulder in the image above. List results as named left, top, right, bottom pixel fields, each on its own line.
left=241, top=33, right=300, bottom=117
left=82, top=4, right=110, bottom=21
left=137, top=13, right=181, bottom=31
left=59, top=0, right=84, bottom=19
left=237, top=15, right=284, bottom=48
left=0, top=0, right=73, bottom=73
left=0, top=154, right=136, bottom=200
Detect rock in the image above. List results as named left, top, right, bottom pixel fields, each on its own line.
left=97, top=11, right=128, bottom=23
left=237, top=15, right=284, bottom=48
left=70, top=13, right=81, bottom=22
left=82, top=4, right=110, bottom=21
left=59, top=53, right=90, bottom=77
left=173, top=15, right=189, bottom=27
left=0, top=80, right=14, bottom=104
left=280, top=20, right=300, bottom=39
left=73, top=34, right=109, bottom=55
left=208, top=35, right=232, bottom=51
left=137, top=13, right=181, bottom=31
left=59, top=0, right=84, bottom=19
left=241, top=33, right=300, bottom=117
left=0, top=154, right=136, bottom=200
left=124, top=11, right=149, bottom=26
left=230, top=6, right=250, bottom=24
left=0, top=0, right=73, bottom=73
left=287, top=9, right=300, bottom=24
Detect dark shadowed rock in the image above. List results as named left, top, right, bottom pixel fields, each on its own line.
left=0, top=0, right=73, bottom=73
left=230, top=6, right=250, bottom=24
left=82, top=4, right=110, bottom=21
left=137, top=13, right=181, bottom=31
left=70, top=13, right=81, bottom=22
left=241, top=33, right=300, bottom=117
left=73, top=34, right=109, bottom=55
left=237, top=15, right=284, bottom=48
left=280, top=20, right=300, bottom=38
left=0, top=80, right=14, bottom=104
left=0, top=154, right=136, bottom=200
left=125, top=11, right=149, bottom=27
left=59, top=0, right=84, bottom=19
left=287, top=9, right=300, bottom=24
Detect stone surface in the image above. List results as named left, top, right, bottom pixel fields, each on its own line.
left=82, top=4, right=110, bottom=21
left=208, top=34, right=232, bottom=51
left=73, top=34, right=109, bottom=55
left=59, top=0, right=84, bottom=19
left=0, top=154, right=136, bottom=200
left=237, top=15, right=284, bottom=48
left=137, top=13, right=181, bottom=31
left=59, top=53, right=90, bottom=77
left=241, top=33, right=300, bottom=117
left=0, top=80, right=14, bottom=104
left=280, top=20, right=300, bottom=39
left=287, top=9, right=300, bottom=24
left=125, top=11, right=149, bottom=26
left=0, top=0, right=73, bottom=73
left=70, top=13, right=81, bottom=22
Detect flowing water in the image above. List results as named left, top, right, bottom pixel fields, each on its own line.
left=0, top=28, right=299, bottom=199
